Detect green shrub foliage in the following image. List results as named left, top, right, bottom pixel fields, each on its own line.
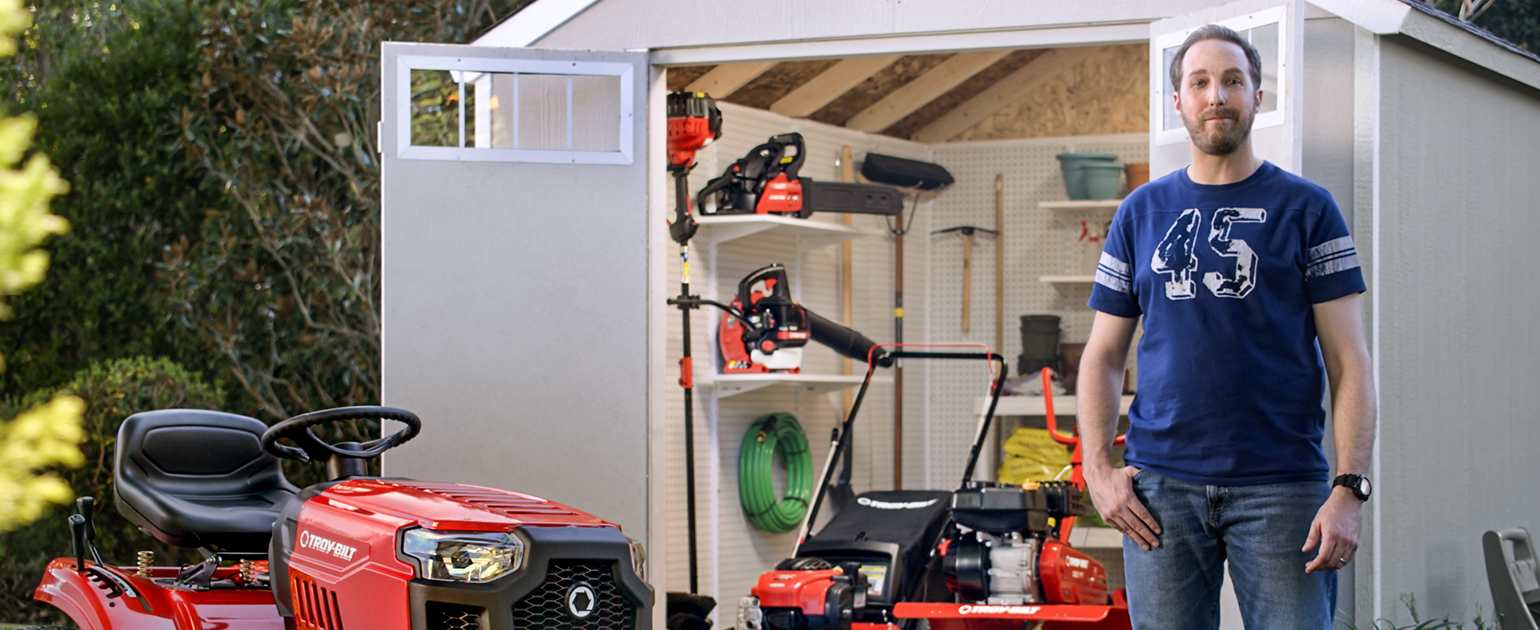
left=0, top=356, right=222, bottom=626
left=169, top=0, right=527, bottom=420
left=0, top=0, right=223, bottom=401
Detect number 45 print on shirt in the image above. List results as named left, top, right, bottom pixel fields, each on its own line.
left=1152, top=208, right=1267, bottom=300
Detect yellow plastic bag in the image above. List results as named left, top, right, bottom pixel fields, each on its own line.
left=997, top=427, right=1073, bottom=485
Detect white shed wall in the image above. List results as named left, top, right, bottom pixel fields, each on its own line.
left=1374, top=35, right=1540, bottom=625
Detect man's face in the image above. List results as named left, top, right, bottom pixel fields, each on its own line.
left=1173, top=38, right=1262, bottom=156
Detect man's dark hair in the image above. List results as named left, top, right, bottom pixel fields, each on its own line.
left=1168, top=24, right=1263, bottom=93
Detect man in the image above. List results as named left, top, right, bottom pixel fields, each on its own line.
left=1079, top=24, right=1376, bottom=629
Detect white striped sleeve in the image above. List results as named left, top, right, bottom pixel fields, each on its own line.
left=1095, top=252, right=1132, bottom=294
left=1305, top=235, right=1360, bottom=280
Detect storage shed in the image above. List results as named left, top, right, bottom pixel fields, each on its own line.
left=378, top=0, right=1540, bottom=627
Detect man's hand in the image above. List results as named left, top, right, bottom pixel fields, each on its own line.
left=1302, top=487, right=1363, bottom=572
left=1086, top=465, right=1161, bottom=550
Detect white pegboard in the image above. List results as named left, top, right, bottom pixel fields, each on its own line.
left=661, top=103, right=934, bottom=604
left=661, top=105, right=1148, bottom=607
left=922, top=135, right=1148, bottom=489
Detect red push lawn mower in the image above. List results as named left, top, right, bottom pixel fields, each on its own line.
left=739, top=361, right=1131, bottom=630
left=29, top=406, right=651, bottom=630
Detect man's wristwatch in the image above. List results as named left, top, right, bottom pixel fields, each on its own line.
left=1333, top=473, right=1373, bottom=501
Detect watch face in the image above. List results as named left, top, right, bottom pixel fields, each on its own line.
left=1358, top=477, right=1372, bottom=498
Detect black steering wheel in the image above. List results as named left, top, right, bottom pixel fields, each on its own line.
left=260, top=406, right=422, bottom=463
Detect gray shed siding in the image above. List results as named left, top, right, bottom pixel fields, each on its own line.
left=1376, top=35, right=1540, bottom=624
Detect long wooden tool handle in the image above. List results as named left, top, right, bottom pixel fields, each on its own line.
left=962, top=235, right=972, bottom=332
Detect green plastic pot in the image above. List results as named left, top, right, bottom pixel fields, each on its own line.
left=1055, top=153, right=1118, bottom=200
left=1082, top=162, right=1125, bottom=200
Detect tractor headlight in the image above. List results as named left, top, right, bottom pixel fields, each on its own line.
left=627, top=536, right=647, bottom=581
left=401, top=529, right=523, bottom=583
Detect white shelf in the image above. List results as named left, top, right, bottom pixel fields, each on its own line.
left=975, top=394, right=1134, bottom=416
left=698, top=373, right=889, bottom=398
left=1040, top=200, right=1121, bottom=227
left=1039, top=275, right=1095, bottom=286
left=1067, top=526, right=1125, bottom=549
left=695, top=215, right=876, bottom=252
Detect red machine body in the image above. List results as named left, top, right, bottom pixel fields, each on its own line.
left=741, top=363, right=1129, bottom=630
left=754, top=174, right=804, bottom=214
left=1038, top=539, right=1109, bottom=605
left=35, top=480, right=623, bottom=630
left=33, top=405, right=651, bottom=630
left=752, top=568, right=843, bottom=616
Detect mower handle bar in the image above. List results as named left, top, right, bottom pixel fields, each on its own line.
left=796, top=346, right=1005, bottom=555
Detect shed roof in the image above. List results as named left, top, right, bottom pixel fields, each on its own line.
left=470, top=0, right=1540, bottom=142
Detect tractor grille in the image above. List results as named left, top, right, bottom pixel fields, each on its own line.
left=292, top=575, right=345, bottom=630
left=428, top=602, right=484, bottom=630
left=511, top=561, right=635, bottom=630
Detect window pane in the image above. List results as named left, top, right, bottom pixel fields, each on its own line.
left=411, top=69, right=460, bottom=147
left=517, top=74, right=570, bottom=150
left=571, top=75, right=621, bottom=152
left=1242, top=22, right=1279, bottom=113
left=1162, top=45, right=1182, bottom=132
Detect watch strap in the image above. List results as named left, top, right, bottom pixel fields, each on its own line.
left=1333, top=473, right=1370, bottom=501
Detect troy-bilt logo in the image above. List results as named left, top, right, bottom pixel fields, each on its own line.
left=957, top=605, right=1042, bottom=615
left=299, top=530, right=358, bottom=562
left=1066, top=557, right=1090, bottom=569
left=857, top=497, right=938, bottom=510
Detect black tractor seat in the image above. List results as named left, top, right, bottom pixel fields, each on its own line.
left=115, top=409, right=299, bottom=553
left=797, top=490, right=953, bottom=606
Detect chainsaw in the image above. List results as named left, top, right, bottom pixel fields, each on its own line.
left=696, top=132, right=905, bottom=218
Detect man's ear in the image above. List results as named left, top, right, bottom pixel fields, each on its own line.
left=1173, top=91, right=1184, bottom=117
left=1254, top=88, right=1263, bottom=112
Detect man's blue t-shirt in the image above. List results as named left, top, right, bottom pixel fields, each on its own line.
left=1087, top=161, right=1365, bottom=486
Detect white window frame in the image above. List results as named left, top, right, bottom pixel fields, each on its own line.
left=1153, top=5, right=1287, bottom=147
left=394, top=55, right=635, bottom=165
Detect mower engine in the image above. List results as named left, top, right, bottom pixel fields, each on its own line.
left=746, top=559, right=869, bottom=630
left=943, top=482, right=1109, bottom=606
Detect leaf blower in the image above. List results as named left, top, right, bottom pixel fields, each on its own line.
left=714, top=264, right=893, bottom=373
left=696, top=133, right=906, bottom=218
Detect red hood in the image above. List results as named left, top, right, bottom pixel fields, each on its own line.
left=316, top=479, right=614, bottom=532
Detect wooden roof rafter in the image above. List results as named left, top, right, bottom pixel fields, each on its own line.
left=684, top=61, right=777, bottom=98
left=844, top=50, right=1010, bottom=132
left=770, top=55, right=902, bottom=118
left=911, top=46, right=1098, bottom=143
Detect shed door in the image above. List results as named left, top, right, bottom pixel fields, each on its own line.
left=1150, top=0, right=1304, bottom=178
left=379, top=43, right=654, bottom=540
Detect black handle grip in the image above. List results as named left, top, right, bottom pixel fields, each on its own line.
left=69, top=514, right=87, bottom=569
left=806, top=309, right=891, bottom=367
left=769, top=133, right=806, bottom=181
left=76, top=496, right=95, bottom=541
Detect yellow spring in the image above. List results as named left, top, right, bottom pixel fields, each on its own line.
left=239, top=559, right=256, bottom=584
left=136, top=551, right=153, bottom=577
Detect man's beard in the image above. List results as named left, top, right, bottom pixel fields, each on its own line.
left=1184, top=106, right=1252, bottom=156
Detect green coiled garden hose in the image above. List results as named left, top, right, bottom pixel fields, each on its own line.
left=738, top=412, right=813, bottom=534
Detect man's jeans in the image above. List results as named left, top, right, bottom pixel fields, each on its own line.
left=1122, top=469, right=1337, bottom=629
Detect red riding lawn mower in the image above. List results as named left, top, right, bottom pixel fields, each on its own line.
left=29, top=406, right=652, bottom=630
left=740, top=360, right=1131, bottom=630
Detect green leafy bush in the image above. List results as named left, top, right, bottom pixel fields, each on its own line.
left=0, top=356, right=221, bottom=626
left=0, top=0, right=223, bottom=403
left=169, top=0, right=527, bottom=420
